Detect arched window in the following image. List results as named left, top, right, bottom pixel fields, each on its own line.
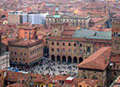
left=92, top=75, right=98, bottom=80
left=57, top=42, right=59, bottom=46
left=68, top=43, right=71, bottom=46
left=80, top=43, right=82, bottom=47
left=63, top=48, right=65, bottom=52
left=57, top=55, right=60, bottom=62
left=68, top=49, right=71, bottom=52
left=79, top=57, right=83, bottom=63
left=87, top=46, right=91, bottom=53
left=74, top=43, right=76, bottom=47
left=68, top=56, right=72, bottom=63
left=51, top=55, right=55, bottom=61
left=51, top=48, right=54, bottom=52
left=57, top=48, right=60, bottom=52
left=52, top=42, right=54, bottom=45
left=1, top=15, right=6, bottom=18
left=82, top=74, right=87, bottom=79
left=63, top=43, right=65, bottom=46
left=73, top=56, right=77, bottom=63
left=62, top=56, right=66, bottom=63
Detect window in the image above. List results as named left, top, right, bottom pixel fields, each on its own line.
left=63, top=48, right=65, bottom=52
left=114, top=32, right=119, bottom=37
left=92, top=75, right=98, bottom=80
left=52, top=42, right=54, bottom=45
left=68, top=49, right=71, bottom=52
left=57, top=48, right=60, bottom=52
left=63, top=43, right=65, bottom=46
left=51, top=48, right=54, bottom=52
left=74, top=43, right=76, bottom=47
left=57, top=42, right=59, bottom=46
left=25, top=32, right=27, bottom=34
left=80, top=43, right=82, bottom=47
left=37, top=48, right=39, bottom=51
left=68, top=43, right=71, bottom=46
left=15, top=52, right=17, bottom=55
left=87, top=47, right=91, bottom=53
left=24, top=53, right=26, bottom=56
left=80, top=49, right=82, bottom=54
left=74, top=49, right=77, bottom=53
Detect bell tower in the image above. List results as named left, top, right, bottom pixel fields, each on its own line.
left=112, top=16, right=120, bottom=55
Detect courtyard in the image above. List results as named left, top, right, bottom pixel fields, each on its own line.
left=27, top=57, right=78, bottom=76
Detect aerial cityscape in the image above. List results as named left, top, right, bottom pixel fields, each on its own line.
left=0, top=0, right=120, bottom=87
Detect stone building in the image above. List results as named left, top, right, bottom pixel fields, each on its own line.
left=46, top=9, right=91, bottom=28
left=8, top=39, right=43, bottom=67
left=0, top=30, right=10, bottom=70
left=17, top=24, right=38, bottom=40
left=110, top=16, right=120, bottom=79
left=78, top=47, right=111, bottom=87
left=0, top=52, right=10, bottom=69
left=77, top=15, right=120, bottom=87
left=46, top=26, right=111, bottom=64
left=8, top=11, right=25, bottom=25
left=0, top=69, right=99, bottom=87
left=111, top=16, right=120, bottom=55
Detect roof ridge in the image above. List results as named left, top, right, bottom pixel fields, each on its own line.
left=78, top=47, right=111, bottom=70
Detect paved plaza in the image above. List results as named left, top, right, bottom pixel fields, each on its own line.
left=28, top=57, right=78, bottom=76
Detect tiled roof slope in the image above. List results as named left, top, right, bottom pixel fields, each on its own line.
left=78, top=47, right=112, bottom=70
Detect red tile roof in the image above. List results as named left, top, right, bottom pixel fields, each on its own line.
left=7, top=83, right=24, bottom=87
left=9, top=39, right=43, bottom=47
left=78, top=47, right=112, bottom=70
left=47, top=36, right=111, bottom=43
left=74, top=78, right=98, bottom=87
left=53, top=75, right=69, bottom=81
left=62, top=31, right=75, bottom=36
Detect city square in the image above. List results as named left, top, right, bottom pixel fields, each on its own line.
left=28, top=57, right=78, bottom=76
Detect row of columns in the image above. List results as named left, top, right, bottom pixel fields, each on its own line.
left=50, top=55, right=83, bottom=64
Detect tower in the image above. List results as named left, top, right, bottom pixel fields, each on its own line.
left=112, top=16, right=120, bottom=55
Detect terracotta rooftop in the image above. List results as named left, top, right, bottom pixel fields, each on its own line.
left=47, top=36, right=111, bottom=43
left=2, top=38, right=16, bottom=46
left=53, top=75, right=69, bottom=81
left=74, top=78, right=98, bottom=87
left=78, top=47, right=112, bottom=70
left=7, top=83, right=24, bottom=87
left=62, top=31, right=75, bottom=36
left=17, top=24, right=37, bottom=30
left=9, top=39, right=43, bottom=47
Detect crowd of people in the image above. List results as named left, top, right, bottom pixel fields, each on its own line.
left=28, top=57, right=78, bottom=76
